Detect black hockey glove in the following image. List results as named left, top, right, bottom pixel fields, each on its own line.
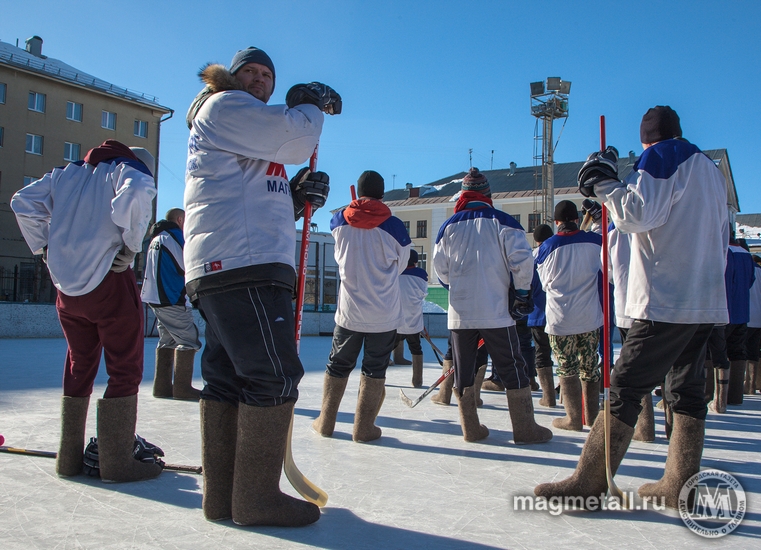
left=286, top=82, right=342, bottom=115
left=83, top=437, right=100, bottom=477
left=111, top=247, right=136, bottom=273
left=577, top=146, right=619, bottom=198
left=581, top=199, right=603, bottom=223
left=133, top=434, right=165, bottom=465
left=290, top=167, right=330, bottom=220
left=510, top=289, right=534, bottom=321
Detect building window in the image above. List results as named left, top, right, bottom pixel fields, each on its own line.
left=28, top=91, right=46, bottom=112
left=25, top=133, right=43, bottom=155
left=510, top=213, right=521, bottom=225
left=24, top=176, right=37, bottom=186
left=403, top=221, right=410, bottom=235
left=101, top=110, right=117, bottom=130
left=64, top=142, right=81, bottom=162
left=528, top=213, right=542, bottom=233
left=134, top=119, right=148, bottom=138
left=0, top=83, right=6, bottom=104
left=416, top=220, right=427, bottom=239
left=419, top=252, right=427, bottom=273
left=66, top=101, right=83, bottom=122
left=0, top=126, right=4, bottom=147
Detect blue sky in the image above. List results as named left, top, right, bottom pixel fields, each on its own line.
left=3, top=0, right=759, bottom=232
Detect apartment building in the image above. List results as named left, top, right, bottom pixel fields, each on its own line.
left=0, top=36, right=172, bottom=301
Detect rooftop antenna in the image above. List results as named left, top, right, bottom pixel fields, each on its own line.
left=468, top=148, right=473, bottom=168
left=393, top=174, right=396, bottom=189
left=490, top=150, right=494, bottom=170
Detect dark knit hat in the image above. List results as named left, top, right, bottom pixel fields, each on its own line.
left=357, top=170, right=384, bottom=199
left=640, top=105, right=682, bottom=144
left=554, top=200, right=579, bottom=222
left=533, top=224, right=554, bottom=243
left=408, top=249, right=419, bottom=266
left=753, top=255, right=761, bottom=265
left=230, top=47, right=276, bottom=88
left=461, top=167, right=490, bottom=196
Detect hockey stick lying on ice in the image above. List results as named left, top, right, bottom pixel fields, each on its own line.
left=400, top=338, right=485, bottom=407
left=289, top=145, right=329, bottom=508
left=599, top=115, right=626, bottom=507
left=421, top=327, right=444, bottom=366
left=0, top=445, right=202, bottom=474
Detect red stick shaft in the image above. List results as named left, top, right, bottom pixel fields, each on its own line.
left=350, top=185, right=357, bottom=201
left=294, top=146, right=319, bottom=352
left=600, top=116, right=612, bottom=390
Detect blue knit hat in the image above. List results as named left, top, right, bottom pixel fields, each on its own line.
left=230, top=47, right=276, bottom=90
left=461, top=167, right=490, bottom=196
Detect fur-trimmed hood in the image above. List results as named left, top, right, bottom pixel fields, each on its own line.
left=186, top=63, right=245, bottom=129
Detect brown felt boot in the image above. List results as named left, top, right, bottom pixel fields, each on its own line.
left=537, top=367, right=556, bottom=408
left=633, top=393, right=655, bottom=442
left=231, top=401, right=320, bottom=526
left=755, top=361, right=761, bottom=392
left=201, top=399, right=238, bottom=521
left=353, top=376, right=385, bottom=443
left=474, top=364, right=487, bottom=408
left=153, top=347, right=174, bottom=398
left=553, top=375, right=583, bottom=431
left=393, top=342, right=411, bottom=365
left=506, top=387, right=552, bottom=445
left=534, top=414, right=634, bottom=502
left=663, top=399, right=673, bottom=440
left=709, top=368, right=729, bottom=413
left=581, top=379, right=600, bottom=427
left=312, top=373, right=349, bottom=437
left=96, top=395, right=162, bottom=483
left=744, top=360, right=757, bottom=394
left=454, top=385, right=489, bottom=442
left=728, top=359, right=746, bottom=405
left=638, top=414, right=704, bottom=509
left=173, top=349, right=201, bottom=401
left=411, top=355, right=424, bottom=388
left=431, top=359, right=454, bottom=405
left=704, top=360, right=714, bottom=403
left=56, top=396, right=90, bottom=477
left=482, top=377, right=505, bottom=392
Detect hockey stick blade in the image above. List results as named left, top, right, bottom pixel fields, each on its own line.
left=284, top=411, right=328, bottom=507
left=399, top=367, right=454, bottom=408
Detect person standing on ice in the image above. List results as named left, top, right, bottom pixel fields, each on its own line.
left=184, top=46, right=339, bottom=526
left=536, top=200, right=603, bottom=431
left=433, top=168, right=552, bottom=444
left=11, top=140, right=162, bottom=483
left=535, top=105, right=729, bottom=509
left=141, top=208, right=202, bottom=401
left=395, top=248, right=429, bottom=387
left=528, top=223, right=556, bottom=408
left=312, top=170, right=410, bottom=443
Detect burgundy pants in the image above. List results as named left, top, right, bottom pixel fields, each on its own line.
left=56, top=269, right=144, bottom=398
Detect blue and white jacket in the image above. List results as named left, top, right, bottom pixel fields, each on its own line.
left=536, top=229, right=603, bottom=336
left=433, top=198, right=533, bottom=330
left=748, top=264, right=761, bottom=329
left=527, top=266, right=547, bottom=328
left=141, top=221, right=188, bottom=307
left=595, top=139, right=729, bottom=324
left=725, top=243, right=756, bottom=325
left=398, top=266, right=428, bottom=334
left=331, top=199, right=411, bottom=333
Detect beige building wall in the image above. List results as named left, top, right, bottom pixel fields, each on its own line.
left=0, top=64, right=169, bottom=272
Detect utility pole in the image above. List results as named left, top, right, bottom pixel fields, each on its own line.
left=468, top=149, right=473, bottom=168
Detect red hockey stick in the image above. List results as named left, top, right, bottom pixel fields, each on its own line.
left=599, top=116, right=626, bottom=506
left=286, top=146, right=329, bottom=507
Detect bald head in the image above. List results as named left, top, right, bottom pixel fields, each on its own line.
left=166, top=208, right=185, bottom=230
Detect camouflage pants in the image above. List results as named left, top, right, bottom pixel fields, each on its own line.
left=549, top=329, right=600, bottom=382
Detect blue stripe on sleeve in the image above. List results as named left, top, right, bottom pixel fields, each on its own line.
left=330, top=210, right=348, bottom=231
left=435, top=207, right=524, bottom=244
left=403, top=266, right=429, bottom=281
left=535, top=230, right=602, bottom=265
left=379, top=216, right=412, bottom=246
left=633, top=139, right=700, bottom=180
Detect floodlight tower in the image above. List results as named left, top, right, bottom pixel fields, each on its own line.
left=530, top=77, right=571, bottom=225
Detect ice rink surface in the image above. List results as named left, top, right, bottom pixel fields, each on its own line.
left=1, top=336, right=759, bottom=549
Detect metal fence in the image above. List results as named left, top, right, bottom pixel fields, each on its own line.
left=0, top=262, right=57, bottom=303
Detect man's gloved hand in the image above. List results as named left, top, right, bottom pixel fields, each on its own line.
left=510, top=288, right=534, bottom=321
left=285, top=82, right=342, bottom=115
left=578, top=146, right=619, bottom=198
left=290, top=167, right=330, bottom=220
left=581, top=199, right=603, bottom=223
left=111, top=247, right=136, bottom=273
